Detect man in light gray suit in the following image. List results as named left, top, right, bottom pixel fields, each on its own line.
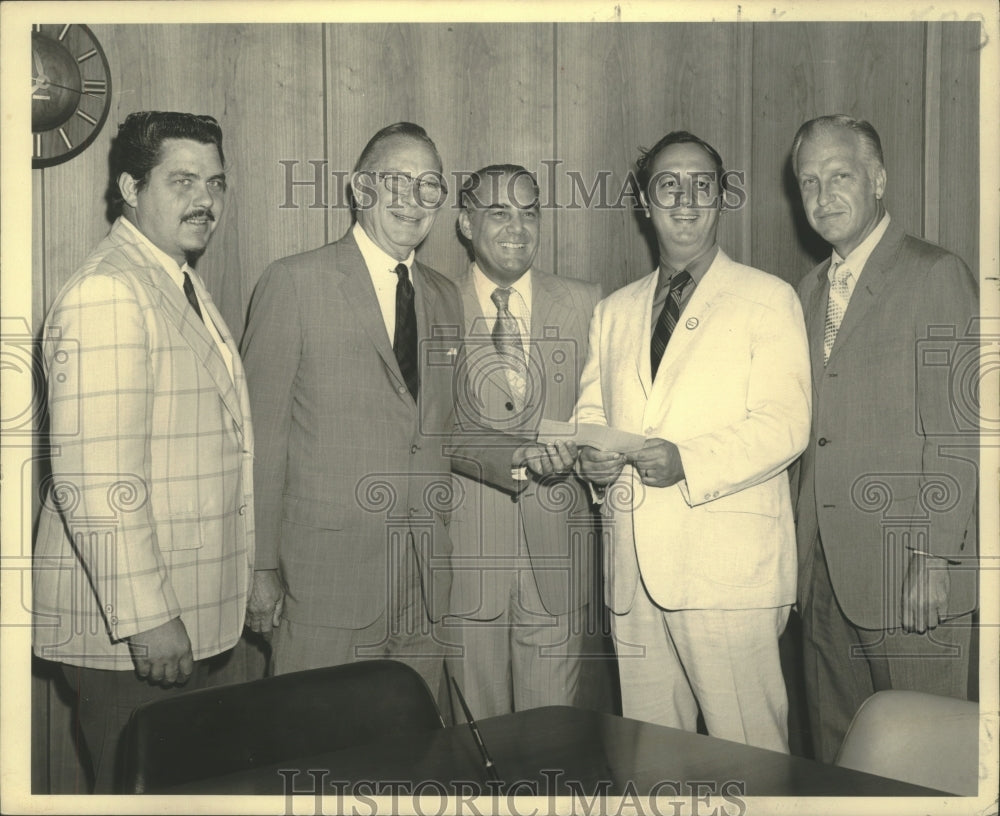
left=791, top=114, right=979, bottom=762
left=241, top=125, right=573, bottom=701
left=446, top=165, right=602, bottom=717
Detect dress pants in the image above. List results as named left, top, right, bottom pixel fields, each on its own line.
left=611, top=581, right=791, bottom=753
left=444, top=567, right=584, bottom=719
left=271, top=537, right=455, bottom=716
left=59, top=655, right=223, bottom=793
left=802, top=540, right=972, bottom=763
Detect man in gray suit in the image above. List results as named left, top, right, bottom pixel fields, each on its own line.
left=446, top=165, right=602, bottom=716
left=792, top=114, right=979, bottom=762
left=241, top=124, right=573, bottom=699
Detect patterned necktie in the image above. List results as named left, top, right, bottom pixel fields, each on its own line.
left=393, top=263, right=419, bottom=400
left=182, top=270, right=204, bottom=323
left=490, top=287, right=527, bottom=403
left=650, top=269, right=691, bottom=379
left=823, top=262, right=851, bottom=365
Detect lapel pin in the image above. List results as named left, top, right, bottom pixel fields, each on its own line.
left=685, top=317, right=699, bottom=330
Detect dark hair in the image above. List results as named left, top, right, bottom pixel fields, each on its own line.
left=635, top=130, right=729, bottom=196
left=459, top=163, right=539, bottom=209
left=109, top=111, right=224, bottom=207
left=790, top=114, right=885, bottom=174
left=353, top=122, right=442, bottom=173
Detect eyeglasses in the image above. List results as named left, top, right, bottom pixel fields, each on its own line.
left=376, top=172, right=448, bottom=207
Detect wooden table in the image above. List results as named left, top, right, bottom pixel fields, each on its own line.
left=164, top=705, right=947, bottom=797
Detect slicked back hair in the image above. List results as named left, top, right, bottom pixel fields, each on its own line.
left=110, top=111, right=224, bottom=207
left=791, top=114, right=885, bottom=176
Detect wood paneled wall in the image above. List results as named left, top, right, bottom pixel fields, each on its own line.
left=30, top=21, right=981, bottom=793
left=33, top=21, right=981, bottom=343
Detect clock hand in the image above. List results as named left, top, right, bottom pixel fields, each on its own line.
left=33, top=50, right=49, bottom=83
left=30, top=76, right=104, bottom=100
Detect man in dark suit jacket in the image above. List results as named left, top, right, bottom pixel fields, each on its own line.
left=241, top=124, right=573, bottom=700
left=445, top=165, right=602, bottom=716
left=791, top=115, right=979, bottom=762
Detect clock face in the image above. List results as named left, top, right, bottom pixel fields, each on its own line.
left=31, top=24, right=112, bottom=169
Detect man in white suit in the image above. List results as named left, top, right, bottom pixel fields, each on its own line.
left=34, top=112, right=254, bottom=792
left=575, top=131, right=811, bottom=751
left=446, top=165, right=602, bottom=716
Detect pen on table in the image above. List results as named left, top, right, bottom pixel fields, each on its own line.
left=451, top=677, right=502, bottom=783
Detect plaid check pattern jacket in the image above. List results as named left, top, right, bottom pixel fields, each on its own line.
left=33, top=217, right=255, bottom=669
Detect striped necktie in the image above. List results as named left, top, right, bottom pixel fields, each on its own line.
left=650, top=269, right=691, bottom=379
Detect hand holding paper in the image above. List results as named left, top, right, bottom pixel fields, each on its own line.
left=536, top=419, right=647, bottom=455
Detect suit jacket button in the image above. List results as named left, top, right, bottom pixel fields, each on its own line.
left=818, top=437, right=829, bottom=446
left=410, top=444, right=419, bottom=454
left=238, top=504, right=246, bottom=515
left=505, top=401, right=515, bottom=411
left=398, top=385, right=407, bottom=395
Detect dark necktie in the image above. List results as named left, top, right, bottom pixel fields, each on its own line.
left=182, top=270, right=204, bottom=323
left=393, top=262, right=419, bottom=400
left=650, top=269, right=691, bottom=379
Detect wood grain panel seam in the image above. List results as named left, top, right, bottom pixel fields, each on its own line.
left=551, top=23, right=559, bottom=277
left=322, top=24, right=330, bottom=248
left=923, top=21, right=942, bottom=244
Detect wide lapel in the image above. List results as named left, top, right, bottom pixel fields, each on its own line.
left=803, top=262, right=831, bottom=391
left=650, top=250, right=727, bottom=380
left=826, top=220, right=903, bottom=367
left=112, top=219, right=244, bottom=426
left=335, top=233, right=411, bottom=400
left=632, top=271, right=660, bottom=399
left=186, top=271, right=247, bottom=430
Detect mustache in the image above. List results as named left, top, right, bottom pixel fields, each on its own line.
left=182, top=208, right=215, bottom=222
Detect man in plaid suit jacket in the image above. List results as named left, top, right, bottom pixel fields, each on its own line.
left=33, top=112, right=254, bottom=793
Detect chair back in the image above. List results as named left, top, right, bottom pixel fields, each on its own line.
left=120, top=659, right=443, bottom=793
left=834, top=690, right=978, bottom=795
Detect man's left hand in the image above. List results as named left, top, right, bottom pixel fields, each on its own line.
left=629, top=437, right=684, bottom=488
left=516, top=440, right=578, bottom=478
left=901, top=550, right=950, bottom=633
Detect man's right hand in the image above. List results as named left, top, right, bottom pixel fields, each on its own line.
left=578, top=445, right=626, bottom=486
left=246, top=569, right=285, bottom=635
left=127, top=617, right=194, bottom=686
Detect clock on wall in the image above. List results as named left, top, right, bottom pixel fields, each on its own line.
left=31, top=24, right=112, bottom=169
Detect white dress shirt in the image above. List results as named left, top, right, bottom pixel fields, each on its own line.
left=353, top=222, right=417, bottom=343
left=828, top=212, right=892, bottom=300
left=472, top=262, right=532, bottom=353
left=119, top=216, right=234, bottom=382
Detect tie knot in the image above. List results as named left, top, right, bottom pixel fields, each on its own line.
left=831, top=262, right=851, bottom=285
left=394, top=262, right=409, bottom=282
left=669, top=269, right=691, bottom=295
left=491, top=287, right=512, bottom=311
